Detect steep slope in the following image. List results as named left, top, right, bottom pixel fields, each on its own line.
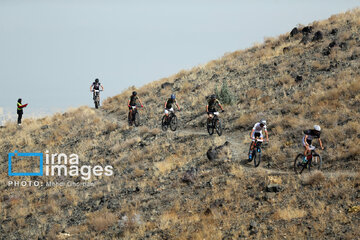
left=1, top=9, right=360, bottom=239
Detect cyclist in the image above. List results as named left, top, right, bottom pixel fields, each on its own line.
left=90, top=78, right=104, bottom=99
left=302, top=125, right=324, bottom=163
left=249, top=119, right=269, bottom=159
left=164, top=94, right=180, bottom=121
left=206, top=94, right=224, bottom=120
left=17, top=98, right=28, bottom=126
left=128, top=91, right=143, bottom=121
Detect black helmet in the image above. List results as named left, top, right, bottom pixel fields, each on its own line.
left=210, top=94, right=216, bottom=99
left=95, top=78, right=99, bottom=83
left=18, top=98, right=22, bottom=103
left=132, top=91, right=137, bottom=96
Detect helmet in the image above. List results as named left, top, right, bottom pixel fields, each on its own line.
left=132, top=91, right=137, bottom=96
left=314, top=125, right=321, bottom=132
left=95, top=78, right=99, bottom=83
left=260, top=119, right=267, bottom=126
left=210, top=94, right=216, bottom=99
left=171, top=94, right=175, bottom=99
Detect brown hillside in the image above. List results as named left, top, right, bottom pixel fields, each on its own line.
left=0, top=9, right=359, bottom=239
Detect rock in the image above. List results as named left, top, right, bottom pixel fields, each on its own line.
left=290, top=27, right=299, bottom=37
left=295, top=75, right=303, bottom=82
left=41, top=125, right=49, bottom=130
left=161, top=82, right=173, bottom=89
left=328, top=41, right=336, bottom=48
left=330, top=28, right=338, bottom=35
left=283, top=47, right=290, bottom=54
left=249, top=220, right=258, bottom=235
left=266, top=184, right=282, bottom=193
left=322, top=47, right=331, bottom=56
left=300, top=35, right=309, bottom=45
left=181, top=167, right=197, bottom=184
left=312, top=31, right=323, bottom=41
left=339, top=42, right=347, bottom=50
left=302, top=26, right=313, bottom=34
left=206, top=141, right=230, bottom=161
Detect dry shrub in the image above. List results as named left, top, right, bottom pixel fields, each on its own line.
left=87, top=209, right=117, bottom=232
left=246, top=88, right=262, bottom=99
left=301, top=171, right=325, bottom=186
left=273, top=206, right=307, bottom=220
left=235, top=113, right=257, bottom=129
left=276, top=74, right=295, bottom=86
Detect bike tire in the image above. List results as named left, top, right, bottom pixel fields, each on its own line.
left=294, top=154, right=307, bottom=174
left=215, top=119, right=222, bottom=136
left=254, top=148, right=261, bottom=167
left=95, top=101, right=99, bottom=109
left=134, top=112, right=140, bottom=127
left=170, top=115, right=177, bottom=131
left=207, top=119, right=214, bottom=135
left=161, top=115, right=168, bottom=131
left=310, top=153, right=322, bottom=171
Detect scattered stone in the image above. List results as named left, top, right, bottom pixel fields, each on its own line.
left=300, top=35, right=309, bottom=45
left=339, top=42, right=347, bottom=50
left=290, top=27, right=299, bottom=37
left=295, top=75, right=303, bottom=83
left=41, top=125, right=49, bottom=130
left=266, top=184, right=282, bottom=193
left=161, top=82, right=173, bottom=89
left=249, top=220, right=258, bottom=235
left=181, top=167, right=197, bottom=184
left=328, top=41, right=337, bottom=48
left=206, top=141, right=230, bottom=161
left=330, top=28, right=338, bottom=35
left=323, top=47, right=331, bottom=56
left=283, top=47, right=290, bottom=54
left=312, top=31, right=323, bottom=41
left=302, top=26, right=313, bottom=34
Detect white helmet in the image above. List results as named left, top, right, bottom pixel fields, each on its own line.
left=314, top=125, right=321, bottom=131
left=260, top=119, right=267, bottom=125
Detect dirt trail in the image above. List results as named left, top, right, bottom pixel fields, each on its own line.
left=100, top=109, right=358, bottom=178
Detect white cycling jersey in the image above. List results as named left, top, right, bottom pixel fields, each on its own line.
left=252, top=122, right=267, bottom=133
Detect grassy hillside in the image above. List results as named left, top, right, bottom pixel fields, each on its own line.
left=1, top=9, right=360, bottom=239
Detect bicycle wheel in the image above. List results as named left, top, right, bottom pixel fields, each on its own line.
left=254, top=148, right=261, bottom=167
left=215, top=118, right=222, bottom=136
left=134, top=112, right=140, bottom=127
left=207, top=119, right=214, bottom=135
left=161, top=115, right=168, bottom=131
left=294, top=154, right=307, bottom=174
left=310, top=153, right=322, bottom=171
left=170, top=115, right=177, bottom=131
left=94, top=101, right=99, bottom=109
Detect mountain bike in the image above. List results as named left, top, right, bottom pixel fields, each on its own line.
left=207, top=112, right=222, bottom=136
left=128, top=106, right=140, bottom=127
left=294, top=149, right=322, bottom=174
left=92, top=89, right=103, bottom=109
left=161, top=110, right=178, bottom=131
left=248, top=138, right=263, bottom=167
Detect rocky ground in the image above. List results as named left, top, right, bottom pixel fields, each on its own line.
left=1, top=9, right=360, bottom=240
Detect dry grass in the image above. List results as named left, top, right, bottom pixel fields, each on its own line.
left=87, top=209, right=117, bottom=232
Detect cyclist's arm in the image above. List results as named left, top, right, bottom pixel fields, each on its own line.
left=250, top=129, right=255, bottom=139
left=90, top=85, right=93, bottom=91
left=218, top=103, right=224, bottom=111
left=128, top=100, right=131, bottom=107
left=206, top=105, right=209, bottom=112
left=175, top=100, right=180, bottom=110
left=164, top=101, right=167, bottom=109
left=265, top=130, right=269, bottom=142
left=138, top=98, right=143, bottom=107
left=304, top=135, right=309, bottom=147
left=100, top=85, right=104, bottom=91
left=318, top=138, right=324, bottom=149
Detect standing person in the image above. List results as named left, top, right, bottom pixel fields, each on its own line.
left=17, top=98, right=28, bottom=126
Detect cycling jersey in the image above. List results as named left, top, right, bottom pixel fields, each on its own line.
left=166, top=98, right=177, bottom=109
left=303, top=129, right=320, bottom=145
left=208, top=99, right=221, bottom=112
left=252, top=123, right=267, bottom=132
left=92, top=82, right=101, bottom=90
left=129, top=95, right=138, bottom=106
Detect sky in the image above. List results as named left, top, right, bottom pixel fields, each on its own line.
left=0, top=0, right=359, bottom=121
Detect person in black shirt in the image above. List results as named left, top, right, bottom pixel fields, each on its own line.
left=164, top=94, right=180, bottom=120
left=90, top=79, right=104, bottom=100
left=128, top=91, right=143, bottom=120
left=206, top=94, right=224, bottom=120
